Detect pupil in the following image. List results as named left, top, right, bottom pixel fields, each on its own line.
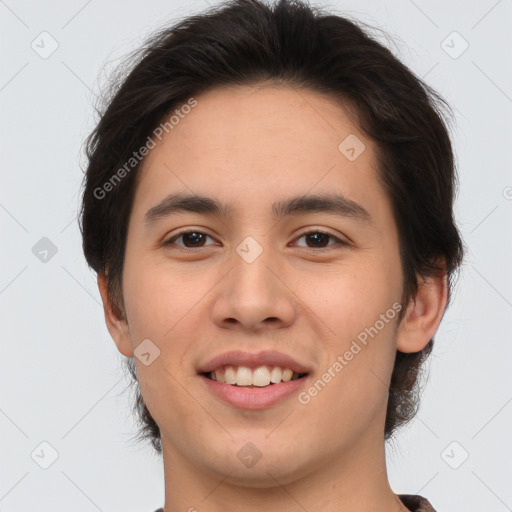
left=307, top=233, right=328, bottom=248
left=185, top=232, right=204, bottom=247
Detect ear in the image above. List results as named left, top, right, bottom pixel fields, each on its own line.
left=396, top=266, right=449, bottom=353
left=97, top=272, right=134, bottom=357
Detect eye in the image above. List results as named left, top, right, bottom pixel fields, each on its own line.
left=292, top=230, right=348, bottom=250
left=164, top=230, right=217, bottom=249
left=163, top=229, right=349, bottom=251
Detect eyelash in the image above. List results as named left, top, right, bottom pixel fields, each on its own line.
left=163, top=229, right=348, bottom=252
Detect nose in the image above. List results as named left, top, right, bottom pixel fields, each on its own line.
left=211, top=242, right=297, bottom=333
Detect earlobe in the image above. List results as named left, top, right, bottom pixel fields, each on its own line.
left=97, top=272, right=134, bottom=357
left=396, top=269, right=448, bottom=354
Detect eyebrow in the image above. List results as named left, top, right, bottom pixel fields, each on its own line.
left=144, top=192, right=373, bottom=226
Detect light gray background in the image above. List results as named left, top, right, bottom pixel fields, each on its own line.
left=1, top=0, right=511, bottom=510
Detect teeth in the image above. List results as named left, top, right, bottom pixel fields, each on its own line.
left=282, top=368, right=293, bottom=382
left=236, top=366, right=253, bottom=386
left=224, top=366, right=236, bottom=384
left=270, top=367, right=283, bottom=383
left=252, top=366, right=271, bottom=387
left=215, top=369, right=225, bottom=383
left=209, top=365, right=304, bottom=387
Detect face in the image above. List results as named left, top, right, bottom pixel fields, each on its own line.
left=105, top=84, right=411, bottom=486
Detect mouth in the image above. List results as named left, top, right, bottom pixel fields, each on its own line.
left=202, top=365, right=309, bottom=388
left=197, top=350, right=312, bottom=409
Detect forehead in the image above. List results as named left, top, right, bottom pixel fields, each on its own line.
left=133, top=84, right=384, bottom=221
left=154, top=84, right=367, bottom=162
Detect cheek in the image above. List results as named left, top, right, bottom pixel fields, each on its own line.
left=121, top=254, right=220, bottom=403
left=292, top=256, right=400, bottom=341
left=294, top=258, right=400, bottom=401
left=299, top=306, right=399, bottom=435
left=303, top=353, right=391, bottom=440
left=122, top=251, right=209, bottom=342
left=135, top=357, right=212, bottom=457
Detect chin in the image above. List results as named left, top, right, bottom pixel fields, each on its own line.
left=220, top=462, right=307, bottom=489
left=201, top=442, right=315, bottom=489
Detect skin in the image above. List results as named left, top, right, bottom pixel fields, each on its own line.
left=97, top=84, right=447, bottom=512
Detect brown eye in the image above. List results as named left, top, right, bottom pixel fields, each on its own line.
left=294, top=231, right=347, bottom=250
left=165, top=231, right=214, bottom=248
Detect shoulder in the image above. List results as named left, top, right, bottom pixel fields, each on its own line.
left=399, top=494, right=437, bottom=512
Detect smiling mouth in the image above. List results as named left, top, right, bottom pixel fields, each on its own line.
left=202, top=365, right=308, bottom=388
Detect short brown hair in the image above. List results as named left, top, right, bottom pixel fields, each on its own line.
left=80, top=0, right=465, bottom=453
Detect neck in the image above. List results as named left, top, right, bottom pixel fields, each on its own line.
left=160, top=428, right=407, bottom=512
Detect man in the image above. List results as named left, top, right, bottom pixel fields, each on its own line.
left=80, top=1, right=464, bottom=510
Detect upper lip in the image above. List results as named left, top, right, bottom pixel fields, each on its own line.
left=197, top=350, right=311, bottom=374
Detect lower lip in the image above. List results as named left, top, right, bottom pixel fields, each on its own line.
left=200, top=374, right=308, bottom=410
